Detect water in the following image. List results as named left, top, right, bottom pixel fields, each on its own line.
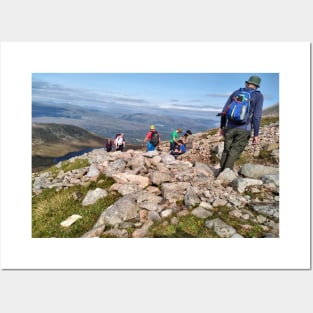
left=53, top=147, right=102, bottom=163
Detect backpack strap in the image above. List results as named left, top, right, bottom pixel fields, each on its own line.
left=248, top=89, right=261, bottom=128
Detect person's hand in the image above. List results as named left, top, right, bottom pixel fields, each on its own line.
left=252, top=136, right=259, bottom=145
left=218, top=128, right=224, bottom=136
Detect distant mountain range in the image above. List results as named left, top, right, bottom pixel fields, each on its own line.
left=262, top=103, right=279, bottom=117
left=32, top=101, right=279, bottom=171
left=32, top=101, right=219, bottom=144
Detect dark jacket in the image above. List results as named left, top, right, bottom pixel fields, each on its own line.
left=220, top=87, right=264, bottom=136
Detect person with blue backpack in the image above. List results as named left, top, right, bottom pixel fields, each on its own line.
left=218, top=75, right=264, bottom=172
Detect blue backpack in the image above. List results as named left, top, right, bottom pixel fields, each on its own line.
left=224, top=88, right=256, bottom=124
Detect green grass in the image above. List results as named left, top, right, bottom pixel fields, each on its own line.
left=207, top=128, right=219, bottom=136
left=32, top=183, right=268, bottom=238
left=47, top=158, right=90, bottom=176
left=147, top=205, right=268, bottom=238
left=260, top=116, right=279, bottom=127
left=32, top=174, right=119, bottom=238
left=149, top=215, right=218, bottom=238
left=210, top=206, right=265, bottom=238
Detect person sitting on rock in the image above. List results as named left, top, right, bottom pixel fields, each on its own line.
left=170, top=140, right=186, bottom=158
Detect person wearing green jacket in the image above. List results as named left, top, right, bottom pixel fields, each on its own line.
left=169, top=128, right=182, bottom=151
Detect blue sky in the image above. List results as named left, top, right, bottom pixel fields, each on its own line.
left=32, top=73, right=279, bottom=115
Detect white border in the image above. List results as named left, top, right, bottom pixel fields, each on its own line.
left=0, top=42, right=311, bottom=269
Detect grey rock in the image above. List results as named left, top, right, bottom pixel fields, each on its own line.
left=205, top=218, right=237, bottom=238
left=150, top=171, right=171, bottom=185
left=216, top=168, right=237, bottom=184
left=184, top=186, right=201, bottom=207
left=261, top=174, right=279, bottom=187
left=191, top=207, right=213, bottom=219
left=101, top=195, right=139, bottom=226
left=86, top=163, right=100, bottom=177
left=232, top=178, right=263, bottom=193
left=161, top=182, right=190, bottom=203
left=239, top=163, right=279, bottom=179
left=81, top=225, right=106, bottom=238
left=82, top=188, right=108, bottom=206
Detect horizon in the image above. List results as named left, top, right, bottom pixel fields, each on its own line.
left=32, top=73, right=279, bottom=114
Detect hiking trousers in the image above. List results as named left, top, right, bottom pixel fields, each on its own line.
left=220, top=128, right=250, bottom=171
left=147, top=142, right=156, bottom=152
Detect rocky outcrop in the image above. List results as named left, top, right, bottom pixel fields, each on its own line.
left=32, top=122, right=280, bottom=238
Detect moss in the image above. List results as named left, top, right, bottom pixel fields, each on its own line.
left=176, top=199, right=184, bottom=207
left=149, top=215, right=217, bottom=238
left=95, top=174, right=116, bottom=189
left=238, top=224, right=264, bottom=238
left=210, top=205, right=265, bottom=238
left=210, top=150, right=220, bottom=164
left=150, top=223, right=177, bottom=238
left=258, top=149, right=272, bottom=160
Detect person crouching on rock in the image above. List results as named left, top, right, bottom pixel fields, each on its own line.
left=170, top=140, right=186, bottom=159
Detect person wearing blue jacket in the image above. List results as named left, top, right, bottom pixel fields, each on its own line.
left=170, top=140, right=186, bottom=158
left=218, top=75, right=264, bottom=172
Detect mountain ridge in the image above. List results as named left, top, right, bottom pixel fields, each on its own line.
left=262, top=103, right=279, bottom=117
left=32, top=101, right=221, bottom=143
left=32, top=123, right=107, bottom=171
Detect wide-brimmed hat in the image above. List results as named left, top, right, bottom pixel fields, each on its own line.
left=150, top=125, right=155, bottom=130
left=245, top=75, right=261, bottom=87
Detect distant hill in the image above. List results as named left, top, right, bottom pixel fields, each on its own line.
left=263, top=103, right=279, bottom=117
left=32, top=101, right=219, bottom=144
left=32, top=123, right=107, bottom=171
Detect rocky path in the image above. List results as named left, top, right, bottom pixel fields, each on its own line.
left=32, top=123, right=279, bottom=238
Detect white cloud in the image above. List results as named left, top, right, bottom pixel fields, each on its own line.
left=159, top=103, right=221, bottom=112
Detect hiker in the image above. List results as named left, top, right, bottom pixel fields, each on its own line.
left=117, top=133, right=125, bottom=151
left=105, top=138, right=113, bottom=152
left=121, top=134, right=126, bottom=151
left=143, top=125, right=160, bottom=151
left=181, top=129, right=193, bottom=149
left=170, top=128, right=182, bottom=151
left=114, top=133, right=120, bottom=150
left=218, top=75, right=264, bottom=172
left=115, top=133, right=125, bottom=151
left=170, top=139, right=186, bottom=158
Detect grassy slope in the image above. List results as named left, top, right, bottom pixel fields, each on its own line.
left=32, top=123, right=107, bottom=169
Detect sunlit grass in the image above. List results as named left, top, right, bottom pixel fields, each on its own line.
left=32, top=174, right=120, bottom=238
